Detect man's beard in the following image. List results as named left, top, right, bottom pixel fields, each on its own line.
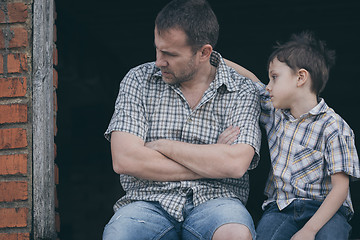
left=161, top=58, right=197, bottom=85
left=162, top=69, right=196, bottom=85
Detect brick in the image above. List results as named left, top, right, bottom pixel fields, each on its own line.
left=0, top=128, right=27, bottom=150
left=0, top=27, right=28, bottom=49
left=0, top=77, right=27, bottom=97
left=53, top=68, right=58, bottom=89
left=55, top=211, right=60, bottom=233
left=0, top=181, right=28, bottom=202
left=54, top=117, right=58, bottom=136
left=0, top=3, right=28, bottom=24
left=53, top=46, right=58, bottom=66
left=0, top=208, right=27, bottom=228
left=53, top=24, right=57, bottom=42
left=6, top=53, right=28, bottom=73
left=54, top=142, right=57, bottom=158
left=0, top=233, right=30, bottom=240
left=0, top=29, right=4, bottom=49
left=0, top=54, right=3, bottom=73
left=0, top=154, right=27, bottom=175
left=54, top=163, right=59, bottom=185
left=11, top=27, right=28, bottom=48
left=0, top=104, right=27, bottom=124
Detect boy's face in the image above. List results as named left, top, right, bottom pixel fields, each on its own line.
left=267, top=58, right=299, bottom=109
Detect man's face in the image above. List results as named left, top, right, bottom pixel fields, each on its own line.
left=154, top=27, right=199, bottom=85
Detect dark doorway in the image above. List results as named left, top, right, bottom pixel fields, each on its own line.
left=55, top=1, right=360, bottom=239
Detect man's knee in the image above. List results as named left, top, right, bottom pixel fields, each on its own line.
left=212, top=223, right=252, bottom=240
left=102, top=201, right=178, bottom=240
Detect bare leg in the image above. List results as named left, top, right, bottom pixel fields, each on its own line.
left=212, top=223, right=252, bottom=240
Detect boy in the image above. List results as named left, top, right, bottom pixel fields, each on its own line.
left=224, top=32, right=360, bottom=239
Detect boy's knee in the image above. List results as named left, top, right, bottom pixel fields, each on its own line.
left=212, top=223, right=252, bottom=240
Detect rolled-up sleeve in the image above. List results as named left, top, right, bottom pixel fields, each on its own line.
left=104, top=69, right=148, bottom=141
left=325, top=122, right=360, bottom=179
left=232, top=84, right=261, bottom=170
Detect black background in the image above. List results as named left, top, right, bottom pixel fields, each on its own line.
left=55, top=0, right=360, bottom=239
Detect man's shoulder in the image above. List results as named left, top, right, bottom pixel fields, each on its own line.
left=129, top=61, right=159, bottom=76
left=220, top=64, right=258, bottom=95
left=122, top=62, right=161, bottom=85
left=231, top=70, right=259, bottom=94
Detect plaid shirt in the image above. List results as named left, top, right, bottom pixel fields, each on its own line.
left=254, top=81, right=360, bottom=212
left=105, top=52, right=261, bottom=221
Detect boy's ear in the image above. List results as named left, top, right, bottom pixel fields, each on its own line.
left=297, top=68, right=309, bottom=87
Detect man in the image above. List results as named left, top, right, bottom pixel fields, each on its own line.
left=103, top=0, right=261, bottom=239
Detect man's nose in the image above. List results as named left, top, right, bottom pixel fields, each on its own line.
left=155, top=53, right=167, bottom=68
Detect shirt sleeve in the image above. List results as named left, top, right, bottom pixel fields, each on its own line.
left=104, top=68, right=148, bottom=142
left=231, top=81, right=261, bottom=170
left=324, top=119, right=360, bottom=179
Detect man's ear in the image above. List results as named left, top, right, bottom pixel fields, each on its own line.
left=297, top=68, right=309, bottom=87
left=199, top=44, right=213, bottom=62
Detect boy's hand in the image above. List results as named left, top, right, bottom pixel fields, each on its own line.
left=291, top=228, right=316, bottom=240
left=217, top=126, right=240, bottom=145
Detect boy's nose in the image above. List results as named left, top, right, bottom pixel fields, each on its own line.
left=265, top=85, right=271, bottom=92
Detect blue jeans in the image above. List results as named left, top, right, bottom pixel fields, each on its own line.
left=103, top=197, right=256, bottom=240
left=256, top=200, right=352, bottom=240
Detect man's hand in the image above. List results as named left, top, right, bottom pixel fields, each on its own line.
left=217, top=126, right=240, bottom=145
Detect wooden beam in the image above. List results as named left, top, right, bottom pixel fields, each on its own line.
left=32, top=0, right=56, bottom=239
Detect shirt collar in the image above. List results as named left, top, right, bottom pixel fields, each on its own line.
left=153, top=51, right=240, bottom=92
left=281, top=98, right=329, bottom=120
left=308, top=98, right=328, bottom=115
left=210, top=51, right=240, bottom=92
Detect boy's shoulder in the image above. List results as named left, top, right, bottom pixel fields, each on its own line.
left=320, top=101, right=354, bottom=137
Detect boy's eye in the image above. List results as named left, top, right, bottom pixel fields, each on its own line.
left=272, top=75, right=277, bottom=80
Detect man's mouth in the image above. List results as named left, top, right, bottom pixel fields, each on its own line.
left=162, top=71, right=172, bottom=77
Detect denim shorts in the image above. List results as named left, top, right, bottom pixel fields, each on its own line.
left=103, top=197, right=256, bottom=240
left=256, top=199, right=352, bottom=240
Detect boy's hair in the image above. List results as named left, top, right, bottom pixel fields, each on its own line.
left=268, top=32, right=336, bottom=95
left=155, top=0, right=219, bottom=52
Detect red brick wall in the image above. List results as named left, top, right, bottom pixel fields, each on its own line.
left=0, top=1, right=58, bottom=238
left=0, top=2, right=31, bottom=238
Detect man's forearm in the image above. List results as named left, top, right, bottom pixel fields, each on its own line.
left=146, top=139, right=254, bottom=179
left=111, top=131, right=202, bottom=181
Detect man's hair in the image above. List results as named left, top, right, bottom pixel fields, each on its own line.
left=155, top=0, right=219, bottom=52
left=268, top=31, right=336, bottom=95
